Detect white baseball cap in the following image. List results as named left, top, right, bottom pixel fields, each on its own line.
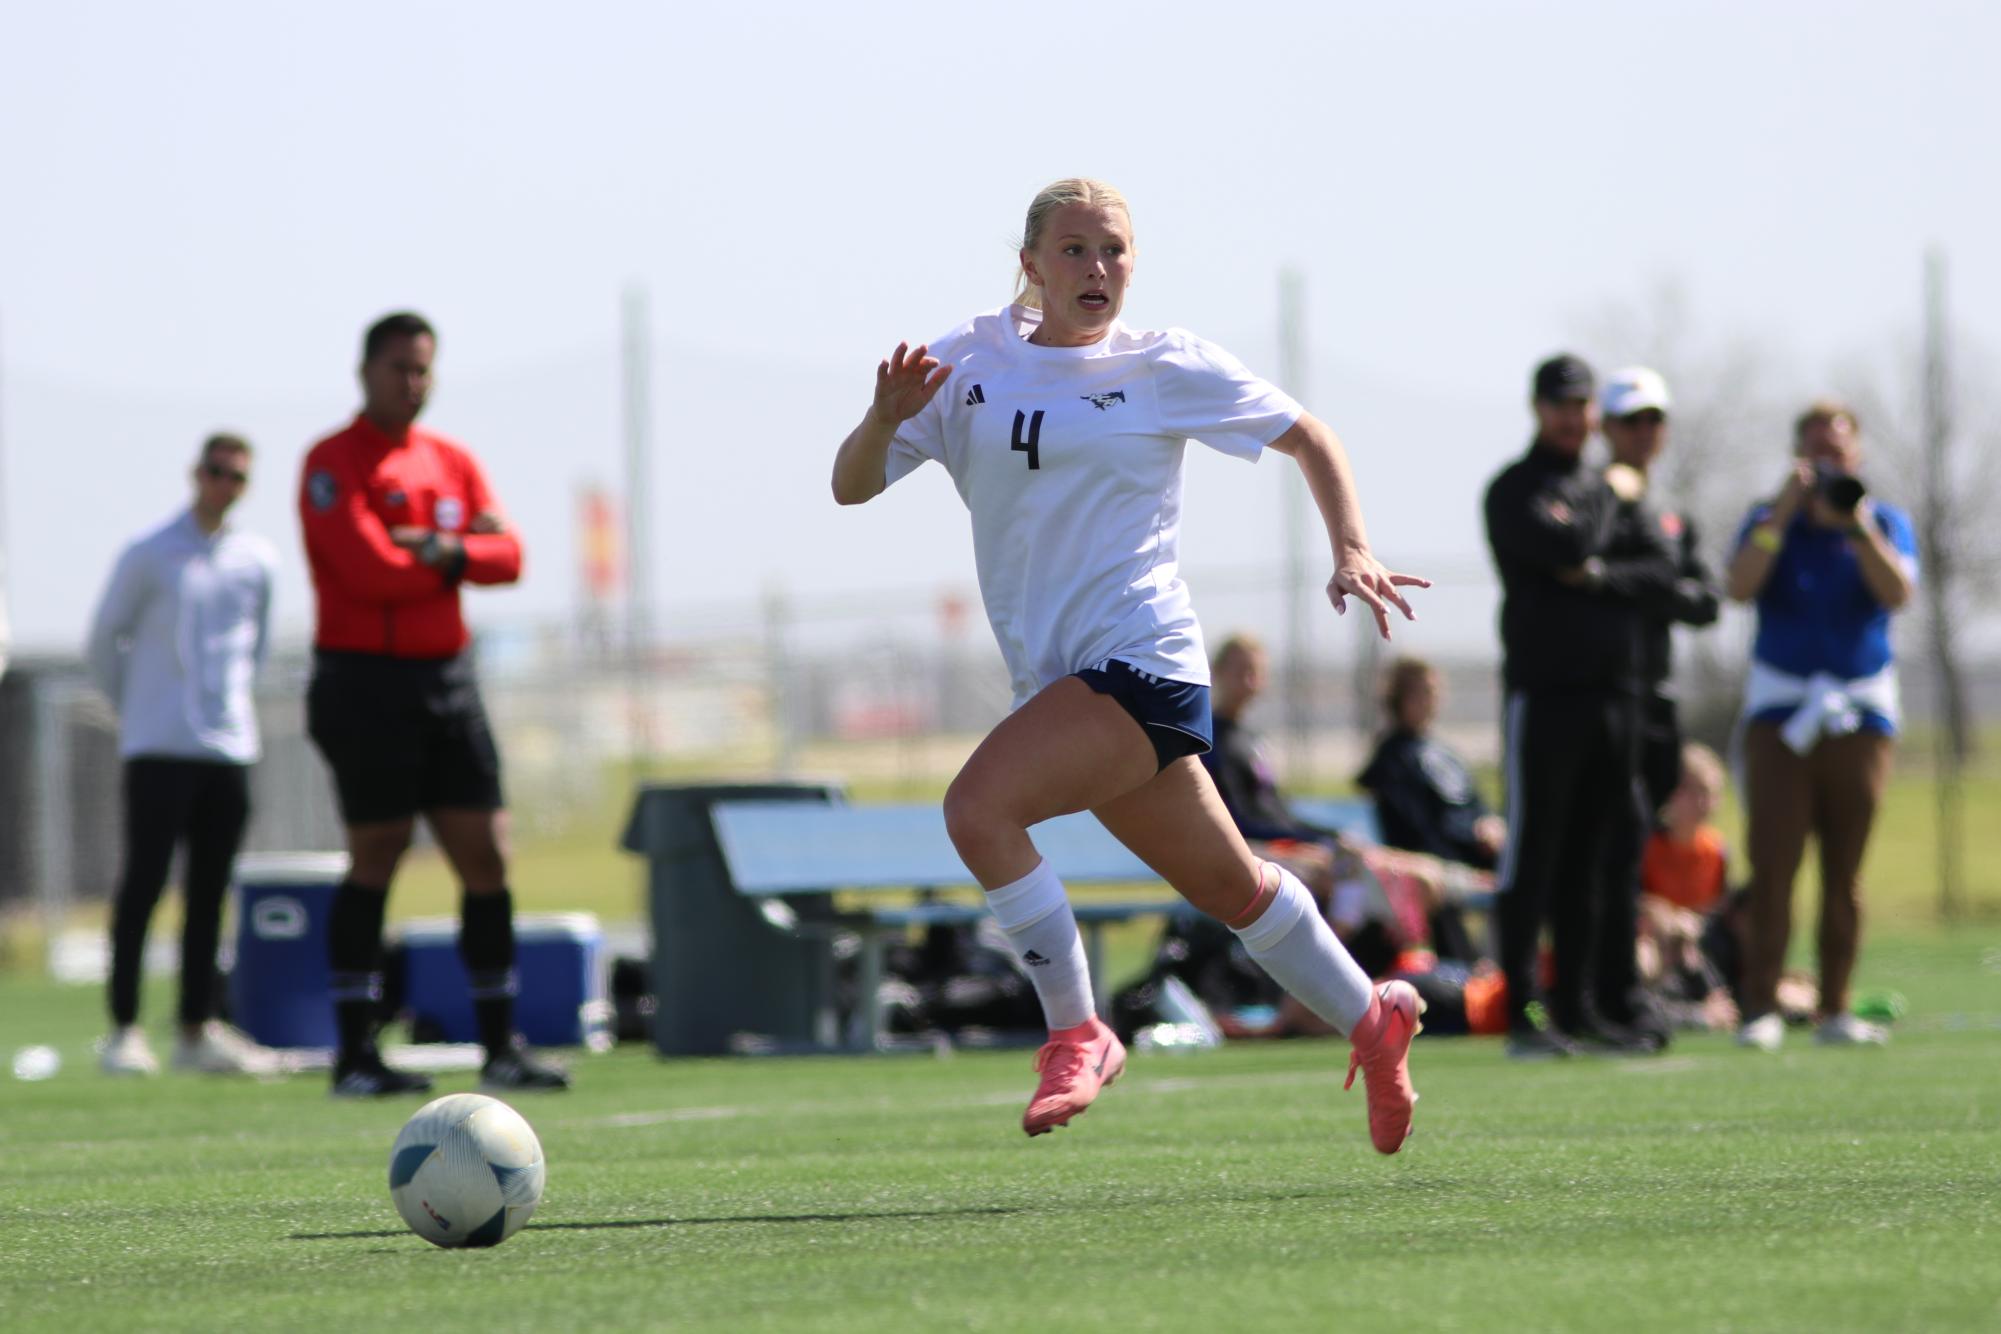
left=1601, top=366, right=1671, bottom=418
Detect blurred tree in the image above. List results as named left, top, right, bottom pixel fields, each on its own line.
left=1839, top=252, right=2001, bottom=918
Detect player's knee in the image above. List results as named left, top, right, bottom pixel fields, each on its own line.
left=942, top=777, right=1010, bottom=860
left=348, top=823, right=414, bottom=881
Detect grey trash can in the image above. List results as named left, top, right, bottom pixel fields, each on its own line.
left=621, top=781, right=843, bottom=1055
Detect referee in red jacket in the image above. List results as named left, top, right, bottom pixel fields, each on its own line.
left=301, top=311, right=567, bottom=1096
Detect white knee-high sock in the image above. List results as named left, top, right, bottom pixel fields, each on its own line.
left=985, top=858, right=1095, bottom=1031
left=1230, top=863, right=1376, bottom=1036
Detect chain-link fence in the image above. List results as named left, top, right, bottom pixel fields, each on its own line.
left=3, top=566, right=1995, bottom=930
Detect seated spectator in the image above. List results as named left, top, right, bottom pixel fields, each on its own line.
left=1202, top=633, right=1340, bottom=895
left=1327, top=840, right=1488, bottom=970
left=1627, top=743, right=1739, bottom=1035
left=1136, top=636, right=1494, bottom=1042
left=1641, top=742, right=1728, bottom=915
left=1204, top=634, right=1488, bottom=963
left=1637, top=893, right=1739, bottom=1034
left=1357, top=657, right=1506, bottom=871
left=1281, top=840, right=1506, bottom=1040
left=1632, top=742, right=1824, bottom=1036
left=1638, top=890, right=1821, bottom=1033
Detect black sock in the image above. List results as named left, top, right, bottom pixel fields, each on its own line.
left=328, top=881, right=389, bottom=1063
left=459, top=889, right=517, bottom=1057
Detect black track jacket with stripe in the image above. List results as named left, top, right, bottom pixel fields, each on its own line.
left=1482, top=440, right=1677, bottom=696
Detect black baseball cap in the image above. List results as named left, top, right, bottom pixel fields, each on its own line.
left=1532, top=353, right=1595, bottom=402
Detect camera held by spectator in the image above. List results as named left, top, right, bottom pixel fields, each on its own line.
left=1814, top=464, right=1867, bottom=515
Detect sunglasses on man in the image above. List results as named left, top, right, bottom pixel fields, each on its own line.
left=202, top=463, right=250, bottom=484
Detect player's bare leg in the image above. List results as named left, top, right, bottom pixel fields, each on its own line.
left=1093, top=760, right=1422, bottom=1154
left=944, top=678, right=1156, bottom=1134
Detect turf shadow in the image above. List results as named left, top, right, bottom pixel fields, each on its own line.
left=289, top=1204, right=1027, bottom=1240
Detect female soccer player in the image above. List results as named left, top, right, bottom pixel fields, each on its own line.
left=831, top=179, right=1429, bottom=1152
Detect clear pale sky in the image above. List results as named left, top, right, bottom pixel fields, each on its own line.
left=2, top=0, right=1994, bottom=659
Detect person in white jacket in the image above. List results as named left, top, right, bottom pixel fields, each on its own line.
left=86, top=433, right=278, bottom=1076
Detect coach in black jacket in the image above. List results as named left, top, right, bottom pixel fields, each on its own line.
left=1483, top=354, right=1677, bottom=1058
left=1592, top=368, right=1721, bottom=1041
left=1599, top=369, right=1722, bottom=806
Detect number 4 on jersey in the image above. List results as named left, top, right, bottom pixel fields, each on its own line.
left=1012, top=409, right=1045, bottom=471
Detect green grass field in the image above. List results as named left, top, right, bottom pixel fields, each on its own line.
left=4, top=926, right=1998, bottom=1333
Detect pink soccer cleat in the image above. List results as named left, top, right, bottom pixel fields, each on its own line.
left=1344, top=980, right=1425, bottom=1154
left=1023, top=1017, right=1127, bottom=1137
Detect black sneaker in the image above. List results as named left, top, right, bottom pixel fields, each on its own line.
left=1560, top=1017, right=1662, bottom=1057
left=331, top=1052, right=435, bottom=1098
left=1505, top=1028, right=1581, bottom=1061
left=480, top=1042, right=571, bottom=1092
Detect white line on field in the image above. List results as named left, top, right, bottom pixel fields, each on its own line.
left=557, top=1067, right=1343, bottom=1132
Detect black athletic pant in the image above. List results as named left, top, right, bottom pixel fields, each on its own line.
left=1594, top=692, right=1684, bottom=1025
left=108, top=757, right=252, bottom=1028
left=1637, top=691, right=1684, bottom=819
left=1494, top=689, right=1644, bottom=1033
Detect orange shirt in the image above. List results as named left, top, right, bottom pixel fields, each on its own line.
left=1642, top=825, right=1727, bottom=913
left=1463, top=969, right=1509, bottom=1037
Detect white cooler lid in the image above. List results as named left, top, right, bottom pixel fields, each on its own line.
left=233, top=852, right=351, bottom=883
left=393, top=910, right=602, bottom=944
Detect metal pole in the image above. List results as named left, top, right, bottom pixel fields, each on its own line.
left=621, top=284, right=654, bottom=772
left=1921, top=247, right=1963, bottom=920
left=763, top=584, right=797, bottom=776
left=32, top=680, right=77, bottom=972
left=1276, top=269, right=1312, bottom=784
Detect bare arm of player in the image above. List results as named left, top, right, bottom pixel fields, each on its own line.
left=1266, top=413, right=1430, bottom=639
left=831, top=342, right=951, bottom=505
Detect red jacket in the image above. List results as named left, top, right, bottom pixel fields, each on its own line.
left=300, top=415, right=522, bottom=657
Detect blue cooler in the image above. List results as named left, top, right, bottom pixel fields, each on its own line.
left=228, top=852, right=349, bottom=1049
left=395, top=912, right=610, bottom=1050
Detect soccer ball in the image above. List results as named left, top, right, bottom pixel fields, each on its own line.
left=388, top=1093, right=546, bottom=1248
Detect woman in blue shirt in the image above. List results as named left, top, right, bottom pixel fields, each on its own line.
left=1724, top=400, right=1916, bottom=1052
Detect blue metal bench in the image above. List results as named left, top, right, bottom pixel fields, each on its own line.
left=707, top=802, right=1181, bottom=1047
left=706, top=797, right=1388, bottom=1049
left=1286, top=797, right=1382, bottom=845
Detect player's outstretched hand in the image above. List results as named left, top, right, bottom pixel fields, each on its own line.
left=1327, top=550, right=1430, bottom=640
left=871, top=342, right=952, bottom=427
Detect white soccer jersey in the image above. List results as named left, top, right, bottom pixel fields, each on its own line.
left=886, top=305, right=1302, bottom=708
